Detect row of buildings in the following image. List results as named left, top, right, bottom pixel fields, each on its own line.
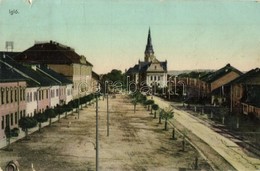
left=174, top=64, right=260, bottom=118
left=126, top=28, right=260, bottom=119
left=0, top=41, right=99, bottom=141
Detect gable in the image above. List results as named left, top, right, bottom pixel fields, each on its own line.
left=147, top=62, right=164, bottom=72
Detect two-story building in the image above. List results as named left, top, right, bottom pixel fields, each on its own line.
left=0, top=59, right=27, bottom=140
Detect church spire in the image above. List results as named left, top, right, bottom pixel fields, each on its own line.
left=145, top=27, right=154, bottom=61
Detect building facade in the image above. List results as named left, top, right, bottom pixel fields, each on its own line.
left=15, top=41, right=93, bottom=99
left=127, top=29, right=167, bottom=89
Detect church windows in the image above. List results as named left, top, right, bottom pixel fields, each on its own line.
left=155, top=66, right=157, bottom=70
left=150, top=76, right=153, bottom=81
left=154, top=76, right=156, bottom=81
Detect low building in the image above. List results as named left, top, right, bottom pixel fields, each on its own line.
left=230, top=68, right=260, bottom=118
left=199, top=64, right=242, bottom=105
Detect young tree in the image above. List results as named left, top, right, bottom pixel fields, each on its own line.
left=131, top=97, right=138, bottom=113
left=160, top=107, right=174, bottom=131
left=144, top=99, right=154, bottom=111
left=18, top=117, right=37, bottom=140
left=152, top=104, right=159, bottom=118
left=55, top=105, right=64, bottom=122
left=4, top=125, right=11, bottom=150
left=34, top=112, right=48, bottom=132
left=44, top=108, right=57, bottom=125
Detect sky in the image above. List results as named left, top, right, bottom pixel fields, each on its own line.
left=0, top=0, right=260, bottom=74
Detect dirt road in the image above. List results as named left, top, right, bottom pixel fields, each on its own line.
left=0, top=95, right=211, bottom=171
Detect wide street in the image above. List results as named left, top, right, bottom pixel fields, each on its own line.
left=153, top=96, right=260, bottom=171
left=0, top=95, right=211, bottom=171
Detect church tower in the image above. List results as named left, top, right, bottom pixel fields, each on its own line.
left=144, top=28, right=155, bottom=62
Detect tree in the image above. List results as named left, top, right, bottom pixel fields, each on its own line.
left=4, top=125, right=11, bottom=150
left=55, top=105, right=64, bottom=122
left=44, top=108, right=56, bottom=125
left=34, top=112, right=48, bottom=132
left=152, top=104, right=159, bottom=118
left=144, top=99, right=154, bottom=111
left=18, top=117, right=37, bottom=140
left=131, top=97, right=138, bottom=113
left=63, top=103, right=73, bottom=119
left=160, top=107, right=174, bottom=130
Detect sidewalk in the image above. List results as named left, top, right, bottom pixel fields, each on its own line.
left=152, top=96, right=260, bottom=171
left=0, top=109, right=75, bottom=150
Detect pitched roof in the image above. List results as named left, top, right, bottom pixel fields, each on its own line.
left=15, top=41, right=84, bottom=65
left=200, top=64, right=242, bottom=83
left=37, top=66, right=73, bottom=85
left=229, top=68, right=260, bottom=85
left=1, top=55, right=59, bottom=87
left=0, top=60, right=28, bottom=83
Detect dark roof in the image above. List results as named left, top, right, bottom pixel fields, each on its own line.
left=127, top=60, right=167, bottom=75
left=0, top=51, right=21, bottom=59
left=229, top=68, right=260, bottom=85
left=0, top=60, right=28, bottom=83
left=200, top=64, right=242, bottom=83
left=37, top=66, right=73, bottom=85
left=1, top=55, right=59, bottom=87
left=15, top=41, right=83, bottom=65
left=92, top=71, right=100, bottom=81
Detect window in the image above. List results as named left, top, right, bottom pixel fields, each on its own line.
left=158, top=76, right=160, bottom=81
left=39, top=91, right=41, bottom=100
left=1, top=88, right=4, bottom=104
left=42, top=90, right=44, bottom=99
left=23, top=89, right=25, bottom=101
left=6, top=88, right=9, bottom=103
left=30, top=92, right=32, bottom=102
left=15, top=88, right=17, bottom=102
left=34, top=92, right=37, bottom=101
left=15, top=112, right=18, bottom=124
left=6, top=114, right=10, bottom=127
left=154, top=76, right=156, bottom=81
left=27, top=92, right=30, bottom=102
left=56, top=89, right=59, bottom=96
left=150, top=76, right=153, bottom=81
left=10, top=88, right=13, bottom=103
left=1, top=116, right=4, bottom=129
left=46, top=90, right=49, bottom=99
left=155, top=66, right=157, bottom=70
left=20, top=88, right=23, bottom=101
left=11, top=113, right=13, bottom=126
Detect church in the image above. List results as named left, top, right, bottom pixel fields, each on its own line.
left=126, top=28, right=168, bottom=89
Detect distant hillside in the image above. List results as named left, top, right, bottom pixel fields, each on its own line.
left=168, top=69, right=214, bottom=76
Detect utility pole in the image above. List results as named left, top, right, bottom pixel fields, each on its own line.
left=96, top=95, right=99, bottom=171
left=107, top=93, right=109, bottom=136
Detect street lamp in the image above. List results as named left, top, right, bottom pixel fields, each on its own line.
left=126, top=76, right=130, bottom=94
left=95, top=93, right=99, bottom=171
left=105, top=81, right=109, bottom=137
